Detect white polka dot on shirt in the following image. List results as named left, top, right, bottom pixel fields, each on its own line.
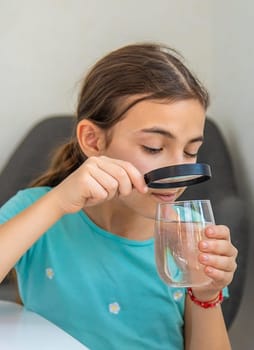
left=173, top=290, right=184, bottom=301
left=45, top=268, right=54, bottom=279
left=109, top=302, right=121, bottom=314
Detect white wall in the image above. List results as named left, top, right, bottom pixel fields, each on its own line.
left=0, top=0, right=212, bottom=169
left=210, top=0, right=254, bottom=205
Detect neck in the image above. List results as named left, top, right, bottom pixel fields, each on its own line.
left=83, top=200, right=154, bottom=241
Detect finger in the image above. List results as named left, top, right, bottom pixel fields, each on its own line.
left=203, top=266, right=234, bottom=286
left=205, top=225, right=231, bottom=240
left=199, top=253, right=237, bottom=273
left=109, top=158, right=148, bottom=194
left=85, top=163, right=124, bottom=199
left=97, top=156, right=148, bottom=194
left=92, top=159, right=134, bottom=196
left=83, top=175, right=111, bottom=205
left=199, top=239, right=238, bottom=257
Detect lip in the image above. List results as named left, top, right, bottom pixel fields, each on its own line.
left=151, top=192, right=178, bottom=203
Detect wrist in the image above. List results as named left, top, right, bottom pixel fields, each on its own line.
left=45, top=188, right=68, bottom=217
left=188, top=287, right=221, bottom=302
left=187, top=288, right=223, bottom=309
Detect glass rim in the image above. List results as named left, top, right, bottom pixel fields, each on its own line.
left=157, top=199, right=211, bottom=207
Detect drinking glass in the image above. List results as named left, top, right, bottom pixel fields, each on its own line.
left=155, top=199, right=215, bottom=288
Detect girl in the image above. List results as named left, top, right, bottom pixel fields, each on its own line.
left=0, top=43, right=237, bottom=349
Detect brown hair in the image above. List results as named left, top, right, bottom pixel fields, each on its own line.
left=32, top=42, right=209, bottom=187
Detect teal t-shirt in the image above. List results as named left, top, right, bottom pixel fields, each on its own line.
left=0, top=187, right=187, bottom=350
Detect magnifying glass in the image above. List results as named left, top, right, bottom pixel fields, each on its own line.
left=144, top=163, right=211, bottom=189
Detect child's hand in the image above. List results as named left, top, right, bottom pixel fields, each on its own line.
left=51, top=156, right=148, bottom=214
left=194, top=225, right=238, bottom=300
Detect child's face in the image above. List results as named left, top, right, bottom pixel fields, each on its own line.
left=103, top=98, right=206, bottom=217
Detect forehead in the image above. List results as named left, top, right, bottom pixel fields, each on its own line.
left=112, top=98, right=206, bottom=137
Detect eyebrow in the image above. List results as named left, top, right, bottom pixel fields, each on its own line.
left=140, top=127, right=204, bottom=143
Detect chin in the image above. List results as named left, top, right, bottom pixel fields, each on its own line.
left=118, top=196, right=157, bottom=220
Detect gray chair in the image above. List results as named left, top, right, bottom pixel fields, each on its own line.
left=0, top=115, right=249, bottom=329
left=0, top=115, right=75, bottom=206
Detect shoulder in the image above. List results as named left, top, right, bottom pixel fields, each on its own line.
left=3, top=186, right=51, bottom=206
left=17, top=187, right=51, bottom=202
left=0, top=186, right=52, bottom=223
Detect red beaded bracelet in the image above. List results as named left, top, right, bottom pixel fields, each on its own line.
left=187, top=288, right=223, bottom=309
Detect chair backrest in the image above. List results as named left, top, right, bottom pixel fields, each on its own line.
left=0, top=115, right=249, bottom=329
left=0, top=115, right=75, bottom=207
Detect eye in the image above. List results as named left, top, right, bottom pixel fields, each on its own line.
left=142, top=145, right=163, bottom=154
left=184, top=143, right=202, bottom=159
left=184, top=151, right=198, bottom=158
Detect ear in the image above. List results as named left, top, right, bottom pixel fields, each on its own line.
left=76, top=120, right=106, bottom=156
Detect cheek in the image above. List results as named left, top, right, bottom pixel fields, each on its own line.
left=104, top=145, right=150, bottom=175
left=122, top=155, right=151, bottom=176
left=126, top=156, right=152, bottom=175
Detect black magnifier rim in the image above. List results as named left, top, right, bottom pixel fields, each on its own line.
left=144, top=163, right=211, bottom=189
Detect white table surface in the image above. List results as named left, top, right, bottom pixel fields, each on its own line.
left=0, top=300, right=89, bottom=349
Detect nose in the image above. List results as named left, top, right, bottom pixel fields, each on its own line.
left=162, top=151, right=188, bottom=168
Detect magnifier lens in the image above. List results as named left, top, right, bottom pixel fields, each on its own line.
left=144, top=163, right=211, bottom=189
left=153, top=174, right=201, bottom=184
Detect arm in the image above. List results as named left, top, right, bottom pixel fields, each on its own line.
left=0, top=190, right=64, bottom=282
left=0, top=156, right=147, bottom=283
left=184, top=297, right=231, bottom=349
left=184, top=224, right=237, bottom=350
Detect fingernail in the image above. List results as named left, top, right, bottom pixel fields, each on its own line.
left=201, top=241, right=209, bottom=249
left=143, top=186, right=148, bottom=193
left=206, top=227, right=214, bottom=235
left=206, top=266, right=213, bottom=274
left=201, top=254, right=209, bottom=262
